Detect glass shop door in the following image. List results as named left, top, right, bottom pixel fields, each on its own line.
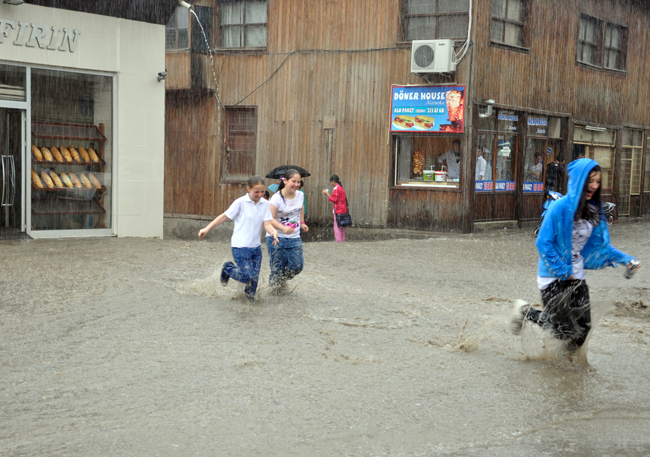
left=0, top=107, right=26, bottom=240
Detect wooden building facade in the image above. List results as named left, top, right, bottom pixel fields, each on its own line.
left=164, top=0, right=650, bottom=234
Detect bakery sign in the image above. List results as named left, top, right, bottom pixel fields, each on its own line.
left=0, top=18, right=81, bottom=52
left=390, top=85, right=465, bottom=133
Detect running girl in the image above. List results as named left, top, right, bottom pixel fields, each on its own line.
left=198, top=175, right=292, bottom=300
left=266, top=169, right=309, bottom=293
left=510, top=159, right=642, bottom=354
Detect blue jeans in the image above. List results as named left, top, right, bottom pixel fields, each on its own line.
left=222, top=246, right=263, bottom=298
left=265, top=237, right=304, bottom=289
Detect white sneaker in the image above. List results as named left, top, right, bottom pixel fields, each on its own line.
left=510, top=300, right=530, bottom=335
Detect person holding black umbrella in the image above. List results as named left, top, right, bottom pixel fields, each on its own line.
left=266, top=169, right=309, bottom=294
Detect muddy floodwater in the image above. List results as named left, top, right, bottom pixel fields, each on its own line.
left=1, top=223, right=649, bottom=456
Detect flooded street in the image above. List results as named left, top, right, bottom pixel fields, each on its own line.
left=1, top=223, right=649, bottom=456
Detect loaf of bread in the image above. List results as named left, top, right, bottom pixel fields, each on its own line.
left=60, top=146, right=73, bottom=162
left=80, top=172, right=92, bottom=189
left=68, top=146, right=81, bottom=162
left=41, top=170, right=54, bottom=188
left=32, top=170, right=43, bottom=188
left=41, top=147, right=53, bottom=162
left=59, top=172, right=74, bottom=188
left=51, top=146, right=64, bottom=162
left=87, top=172, right=102, bottom=188
left=88, top=148, right=99, bottom=163
left=78, top=146, right=90, bottom=162
left=50, top=171, right=63, bottom=188
left=32, top=145, right=43, bottom=161
left=68, top=171, right=82, bottom=188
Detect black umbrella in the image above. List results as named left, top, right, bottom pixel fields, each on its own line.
left=265, top=165, right=311, bottom=179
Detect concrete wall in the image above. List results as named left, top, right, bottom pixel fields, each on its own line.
left=0, top=3, right=165, bottom=238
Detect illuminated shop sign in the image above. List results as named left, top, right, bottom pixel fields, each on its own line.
left=390, top=85, right=465, bottom=133
left=0, top=18, right=81, bottom=52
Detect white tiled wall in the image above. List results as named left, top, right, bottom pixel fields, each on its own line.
left=1, top=3, right=166, bottom=238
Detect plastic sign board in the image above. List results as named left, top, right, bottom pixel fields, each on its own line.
left=390, top=85, right=465, bottom=133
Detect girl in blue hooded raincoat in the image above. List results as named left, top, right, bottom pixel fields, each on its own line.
left=510, top=158, right=642, bottom=352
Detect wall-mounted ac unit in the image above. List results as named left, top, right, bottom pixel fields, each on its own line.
left=410, top=39, right=456, bottom=74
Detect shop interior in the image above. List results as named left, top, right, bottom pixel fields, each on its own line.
left=396, top=136, right=462, bottom=188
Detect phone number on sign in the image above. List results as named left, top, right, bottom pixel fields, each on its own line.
left=523, top=182, right=544, bottom=193
left=495, top=181, right=515, bottom=191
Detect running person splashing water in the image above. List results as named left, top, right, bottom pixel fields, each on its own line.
left=510, top=159, right=642, bottom=356
left=266, top=169, right=309, bottom=294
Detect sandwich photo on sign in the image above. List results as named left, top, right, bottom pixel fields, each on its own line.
left=415, top=115, right=434, bottom=130
left=392, top=115, right=414, bottom=129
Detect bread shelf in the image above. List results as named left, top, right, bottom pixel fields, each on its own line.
left=31, top=198, right=106, bottom=216
left=32, top=157, right=105, bottom=166
left=30, top=121, right=108, bottom=228
left=32, top=184, right=105, bottom=193
left=31, top=122, right=107, bottom=142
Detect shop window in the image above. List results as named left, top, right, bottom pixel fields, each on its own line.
left=644, top=149, right=650, bottom=195
left=523, top=116, right=564, bottom=194
left=619, top=129, right=643, bottom=216
left=191, top=6, right=214, bottom=53
left=166, top=6, right=190, bottom=50
left=476, top=110, right=519, bottom=193
left=577, top=14, right=627, bottom=71
left=220, top=0, right=267, bottom=48
left=574, top=126, right=616, bottom=196
left=491, top=0, right=528, bottom=48
left=223, top=107, right=257, bottom=181
left=402, top=0, right=469, bottom=41
left=0, top=64, right=26, bottom=102
left=30, top=69, right=113, bottom=232
left=395, top=136, right=462, bottom=188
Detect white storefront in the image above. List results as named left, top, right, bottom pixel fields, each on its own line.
left=0, top=3, right=165, bottom=238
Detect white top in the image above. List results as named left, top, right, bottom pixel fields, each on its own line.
left=537, top=219, right=594, bottom=289
left=267, top=190, right=304, bottom=239
left=528, top=161, right=543, bottom=174
left=476, top=155, right=487, bottom=180
left=438, top=149, right=461, bottom=179
left=224, top=194, right=273, bottom=248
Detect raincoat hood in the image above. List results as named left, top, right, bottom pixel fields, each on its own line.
left=566, top=158, right=599, bottom=215
left=535, top=158, right=634, bottom=280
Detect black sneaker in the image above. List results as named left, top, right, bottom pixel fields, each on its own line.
left=220, top=261, right=229, bottom=287
left=510, top=300, right=530, bottom=335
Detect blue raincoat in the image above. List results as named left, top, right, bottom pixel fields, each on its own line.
left=536, top=158, right=634, bottom=280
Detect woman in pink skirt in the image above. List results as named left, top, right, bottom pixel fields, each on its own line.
left=322, top=174, right=348, bottom=242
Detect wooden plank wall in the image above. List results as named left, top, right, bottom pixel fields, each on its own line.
left=165, top=0, right=650, bottom=229
left=473, top=0, right=650, bottom=126
left=165, top=0, right=471, bottom=227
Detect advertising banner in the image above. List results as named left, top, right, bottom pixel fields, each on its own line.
left=390, top=85, right=465, bottom=133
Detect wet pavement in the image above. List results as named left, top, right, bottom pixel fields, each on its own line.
left=1, top=223, right=649, bottom=456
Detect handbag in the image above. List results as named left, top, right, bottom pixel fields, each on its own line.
left=335, top=197, right=352, bottom=227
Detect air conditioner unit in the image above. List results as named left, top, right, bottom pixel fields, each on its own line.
left=411, top=39, right=456, bottom=74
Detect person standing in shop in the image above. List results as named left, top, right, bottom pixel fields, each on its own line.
left=438, top=139, right=462, bottom=180
left=476, top=146, right=487, bottom=181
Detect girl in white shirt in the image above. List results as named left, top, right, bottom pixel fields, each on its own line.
left=198, top=175, right=291, bottom=300
left=266, top=169, right=309, bottom=293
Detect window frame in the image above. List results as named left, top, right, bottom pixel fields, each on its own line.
left=401, top=0, right=470, bottom=42
left=218, top=0, right=268, bottom=50
left=165, top=6, right=190, bottom=52
left=490, top=0, right=530, bottom=50
left=576, top=13, right=628, bottom=73
left=573, top=125, right=616, bottom=196
left=221, top=106, right=258, bottom=183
